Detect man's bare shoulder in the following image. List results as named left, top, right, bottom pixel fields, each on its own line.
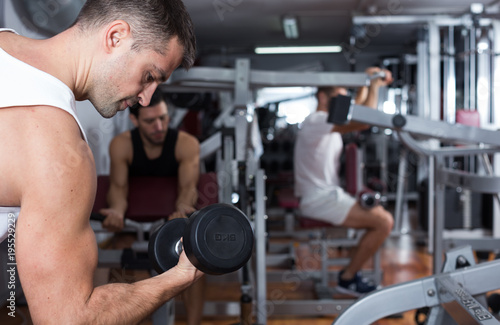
left=109, top=130, right=133, bottom=161
left=0, top=105, right=96, bottom=212
left=175, top=130, right=200, bottom=162
left=0, top=106, right=94, bottom=182
left=177, top=130, right=199, bottom=146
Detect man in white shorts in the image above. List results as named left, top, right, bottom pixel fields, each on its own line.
left=294, top=67, right=394, bottom=296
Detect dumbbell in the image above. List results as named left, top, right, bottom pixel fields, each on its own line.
left=358, top=191, right=382, bottom=209
left=148, top=203, right=254, bottom=275
left=90, top=203, right=254, bottom=275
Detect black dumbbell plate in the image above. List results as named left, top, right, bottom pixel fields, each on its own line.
left=149, top=218, right=188, bottom=274
left=184, top=204, right=254, bottom=275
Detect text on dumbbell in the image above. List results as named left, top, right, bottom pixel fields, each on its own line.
left=214, top=233, right=237, bottom=242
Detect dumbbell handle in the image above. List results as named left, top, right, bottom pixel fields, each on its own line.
left=174, top=240, right=183, bottom=256
left=359, top=191, right=382, bottom=209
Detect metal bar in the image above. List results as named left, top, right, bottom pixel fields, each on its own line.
left=270, top=300, right=354, bottom=316
left=167, top=68, right=369, bottom=90
left=444, top=238, right=500, bottom=251
left=254, top=169, right=267, bottom=325
left=346, top=105, right=500, bottom=146
left=398, top=132, right=500, bottom=158
left=219, top=135, right=234, bottom=204
left=416, top=34, right=429, bottom=119
left=465, top=29, right=471, bottom=109
left=477, top=32, right=491, bottom=126
left=333, top=259, right=500, bottom=324
left=175, top=299, right=357, bottom=317
left=353, top=15, right=493, bottom=27
left=428, top=156, right=435, bottom=255
left=493, top=21, right=500, bottom=239
left=429, top=22, right=441, bottom=123
left=470, top=25, right=477, bottom=110
left=443, top=26, right=456, bottom=124
left=435, top=276, right=497, bottom=324
left=433, top=157, right=446, bottom=274
left=393, top=149, right=407, bottom=233
left=234, top=58, right=251, bottom=108
left=437, top=167, right=500, bottom=194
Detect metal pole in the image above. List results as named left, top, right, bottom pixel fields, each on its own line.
left=254, top=169, right=267, bottom=325
left=443, top=26, right=456, bottom=124
left=470, top=24, right=477, bottom=110
left=492, top=21, right=500, bottom=239
left=416, top=29, right=430, bottom=187
left=428, top=22, right=441, bottom=122
left=464, top=28, right=471, bottom=110
left=428, top=156, right=435, bottom=255
left=433, top=157, right=445, bottom=274
left=477, top=28, right=491, bottom=128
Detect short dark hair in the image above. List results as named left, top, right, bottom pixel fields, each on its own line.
left=129, top=88, right=165, bottom=117
left=316, top=86, right=347, bottom=99
left=316, top=86, right=334, bottom=97
left=74, top=0, right=196, bottom=69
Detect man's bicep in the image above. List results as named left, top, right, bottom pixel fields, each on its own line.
left=16, top=208, right=97, bottom=322
left=16, top=140, right=98, bottom=322
left=109, top=136, right=131, bottom=188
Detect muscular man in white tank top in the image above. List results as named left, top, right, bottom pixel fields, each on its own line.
left=0, top=1, right=203, bottom=323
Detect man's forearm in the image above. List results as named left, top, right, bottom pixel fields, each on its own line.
left=82, top=269, right=193, bottom=325
left=176, top=186, right=198, bottom=211
left=107, top=186, right=128, bottom=215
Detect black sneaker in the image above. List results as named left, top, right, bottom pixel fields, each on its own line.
left=336, top=270, right=377, bottom=297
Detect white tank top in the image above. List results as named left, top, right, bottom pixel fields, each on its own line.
left=0, top=28, right=88, bottom=242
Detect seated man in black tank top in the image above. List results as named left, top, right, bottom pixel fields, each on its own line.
left=100, top=88, right=204, bottom=325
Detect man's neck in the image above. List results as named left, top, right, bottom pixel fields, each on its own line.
left=12, top=27, right=95, bottom=101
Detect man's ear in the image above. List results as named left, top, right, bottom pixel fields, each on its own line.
left=103, top=20, right=132, bottom=54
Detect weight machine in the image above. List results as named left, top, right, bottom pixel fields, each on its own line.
left=329, top=97, right=500, bottom=324
left=165, top=59, right=390, bottom=324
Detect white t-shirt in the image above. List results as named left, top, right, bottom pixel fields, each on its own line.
left=294, top=110, right=355, bottom=224
left=0, top=28, right=88, bottom=242
left=294, top=110, right=343, bottom=196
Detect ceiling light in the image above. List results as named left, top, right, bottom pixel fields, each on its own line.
left=254, top=46, right=342, bottom=54
left=282, top=16, right=299, bottom=39
left=470, top=3, right=484, bottom=15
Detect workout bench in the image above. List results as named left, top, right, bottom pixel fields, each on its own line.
left=91, top=172, right=219, bottom=257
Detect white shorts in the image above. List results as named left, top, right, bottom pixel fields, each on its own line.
left=299, top=187, right=356, bottom=225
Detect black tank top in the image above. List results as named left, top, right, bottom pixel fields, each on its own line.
left=129, top=128, right=179, bottom=177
